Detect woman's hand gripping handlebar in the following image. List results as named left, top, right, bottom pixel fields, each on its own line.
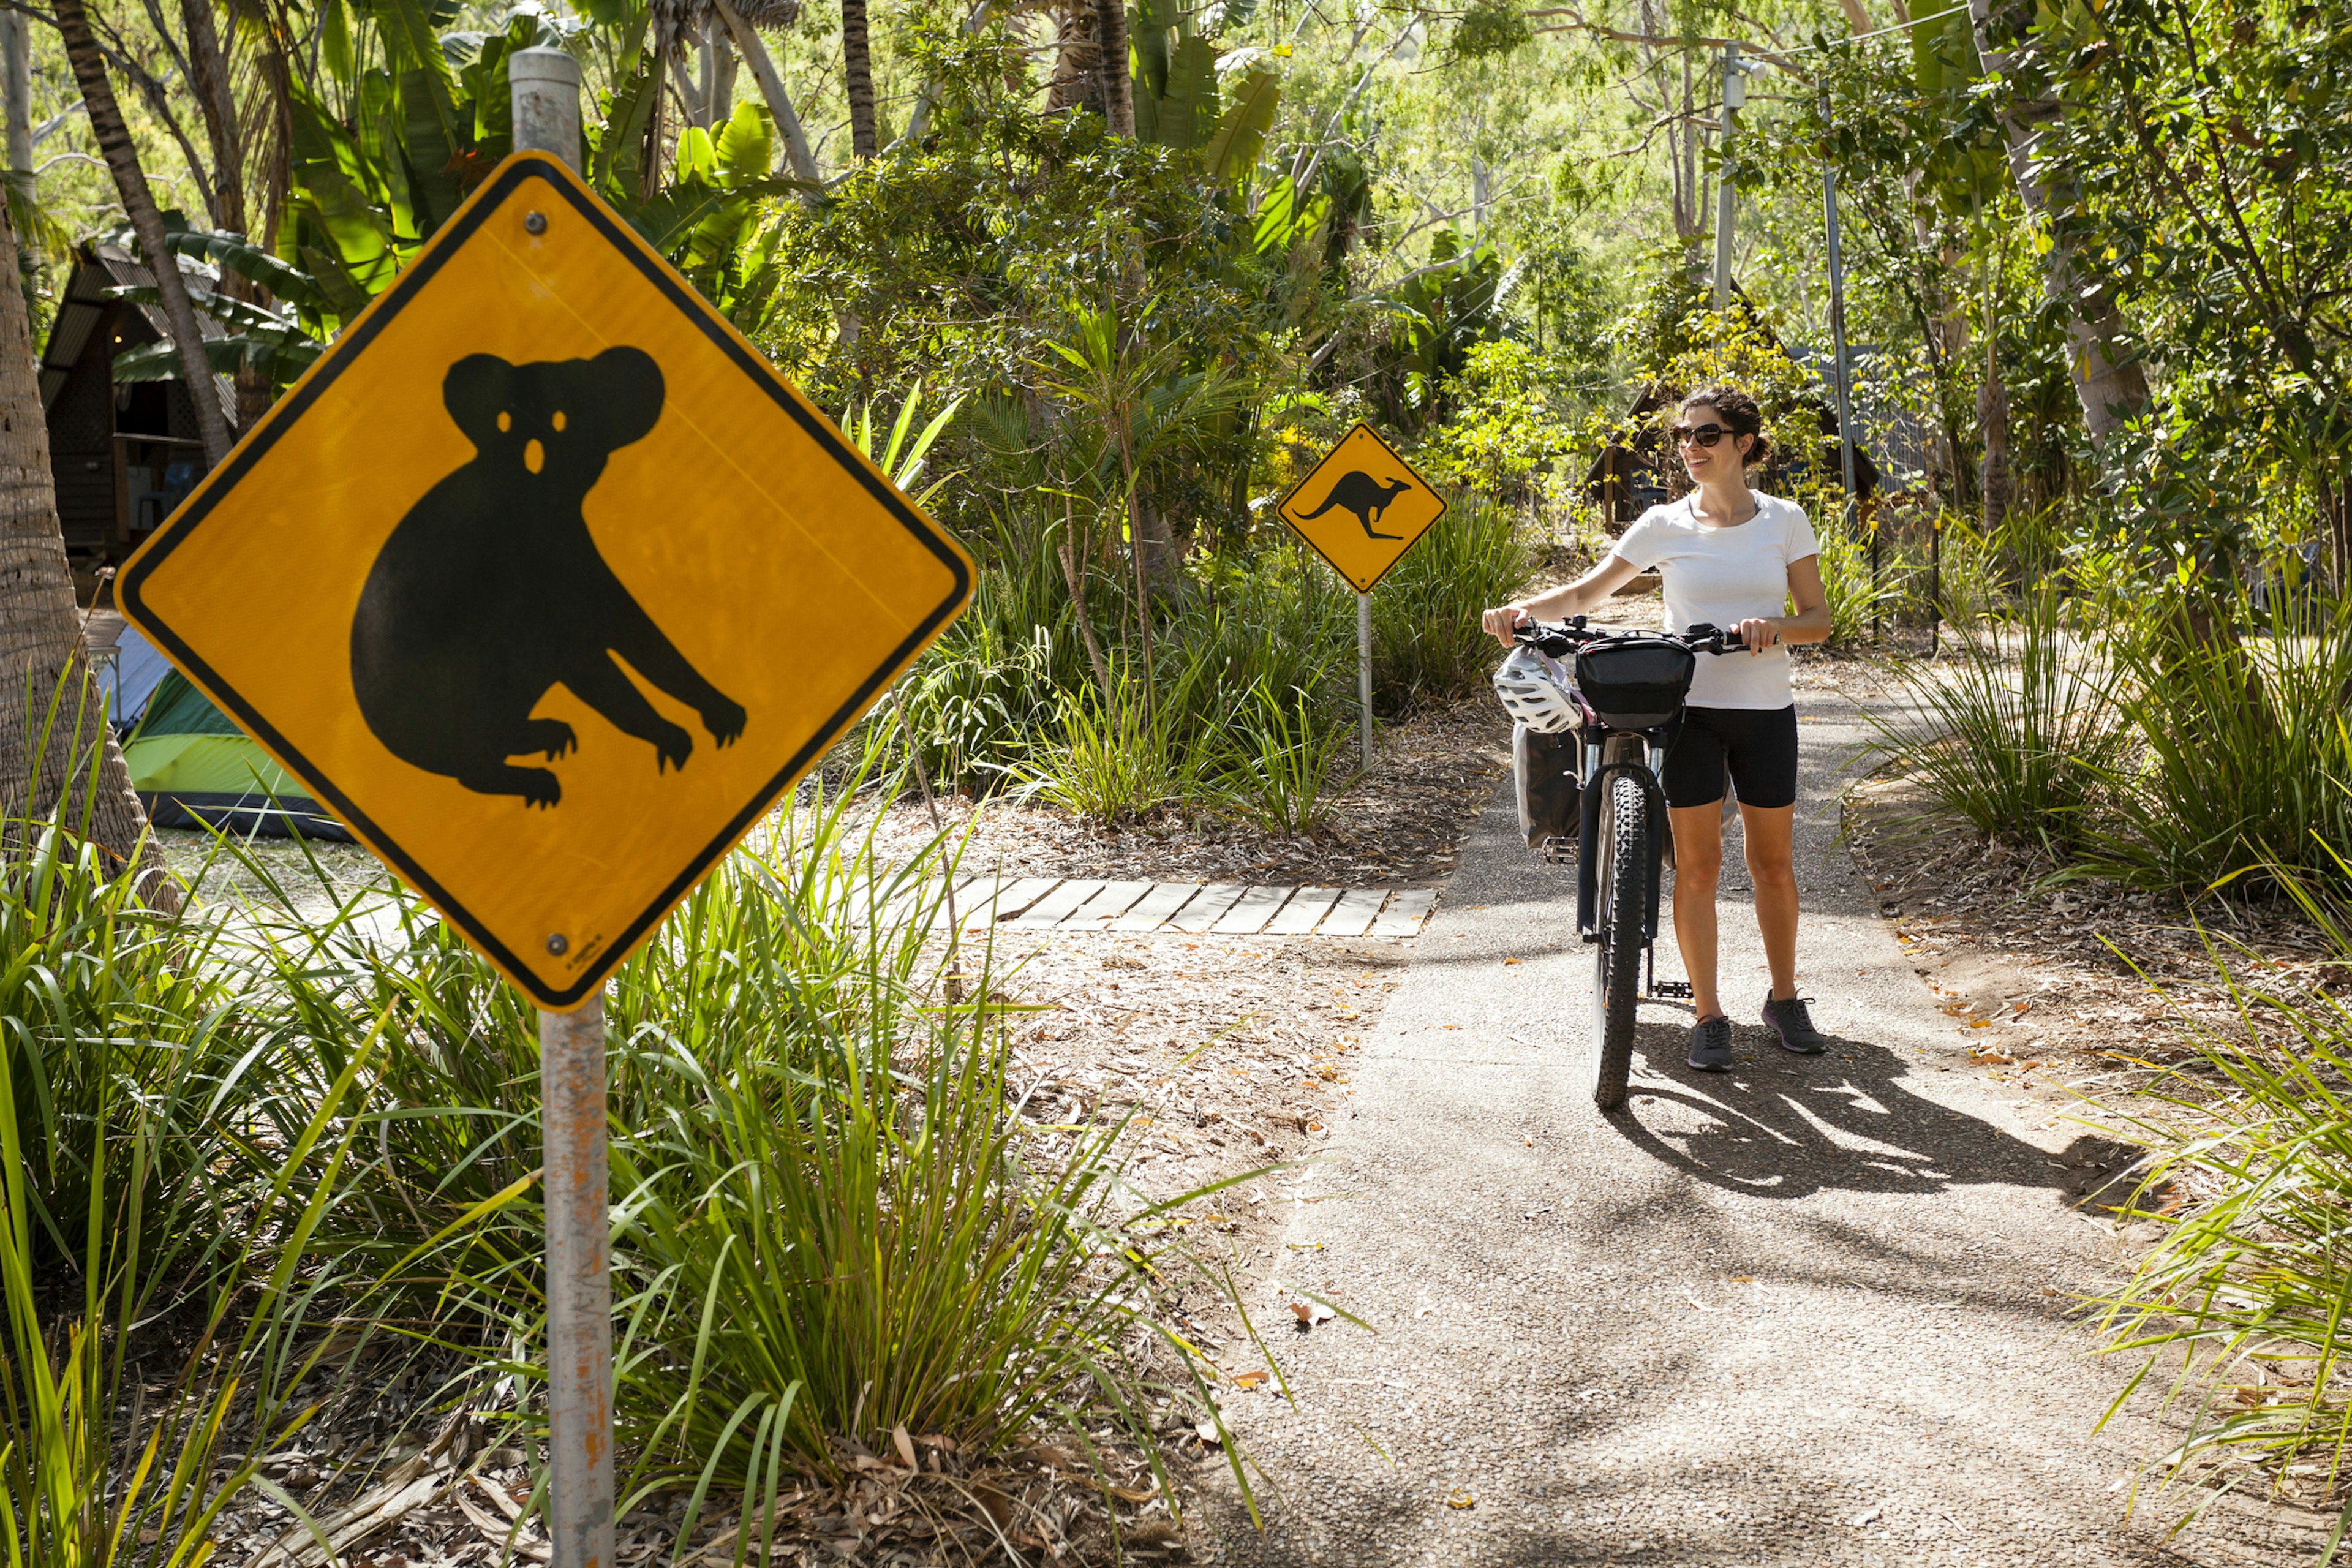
left=1508, top=615, right=1751, bottom=658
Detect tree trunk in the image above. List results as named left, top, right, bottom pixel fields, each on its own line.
left=713, top=0, right=821, bottom=187
left=0, top=185, right=174, bottom=908
left=54, top=0, right=232, bottom=470
left=1, top=11, right=30, bottom=268
left=179, top=0, right=243, bottom=232
left=842, top=0, right=877, bottom=159
left=1092, top=0, right=1133, bottom=136
left=1967, top=0, right=2148, bottom=445
left=1047, top=4, right=1102, bottom=118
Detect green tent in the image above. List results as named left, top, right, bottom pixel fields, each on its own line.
left=124, top=674, right=352, bottom=840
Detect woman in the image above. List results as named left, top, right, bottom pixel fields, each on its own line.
left=1481, top=385, right=1831, bottom=1072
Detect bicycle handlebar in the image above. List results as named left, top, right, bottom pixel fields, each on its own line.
left=1511, top=616, right=1749, bottom=658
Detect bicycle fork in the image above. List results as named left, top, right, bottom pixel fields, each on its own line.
left=1576, top=734, right=1691, bottom=998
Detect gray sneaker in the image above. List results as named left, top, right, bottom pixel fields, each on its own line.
left=1762, top=995, right=1828, bottom=1055
left=1687, top=1015, right=1733, bottom=1072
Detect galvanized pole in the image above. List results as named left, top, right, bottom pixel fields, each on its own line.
left=1712, top=40, right=1741, bottom=318
left=1823, top=162, right=1872, bottom=637
left=1356, top=591, right=1373, bottom=772
left=1823, top=166, right=1860, bottom=527
left=511, top=46, right=612, bottom=1568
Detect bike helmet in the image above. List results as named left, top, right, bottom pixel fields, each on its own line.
left=1493, top=645, right=1581, bottom=734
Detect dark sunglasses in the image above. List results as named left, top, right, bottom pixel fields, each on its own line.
left=1672, top=423, right=1732, bottom=448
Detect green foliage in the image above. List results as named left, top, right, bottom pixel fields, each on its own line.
left=211, top=755, right=1238, bottom=1509
left=1416, top=339, right=1576, bottom=505
left=1864, top=586, right=2122, bottom=859
left=0, top=823, right=375, bottom=1568
left=2089, top=884, right=2352, bottom=1506
left=2081, top=595, right=2352, bottom=905
left=1449, top=0, right=1532, bottom=64
left=1017, top=669, right=1204, bottom=821
left=1814, top=516, right=1901, bottom=644
left=1370, top=500, right=1533, bottom=714
left=1213, top=680, right=1359, bottom=834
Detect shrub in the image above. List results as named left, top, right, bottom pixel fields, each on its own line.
left=1213, top=680, right=1361, bottom=834
left=232, top=758, right=1223, bottom=1515
left=1370, top=499, right=1534, bottom=714
left=2082, top=590, right=2352, bottom=904
left=2088, top=881, right=2352, bottom=1512
left=1814, top=517, right=1902, bottom=644
left=1864, top=586, right=2122, bottom=858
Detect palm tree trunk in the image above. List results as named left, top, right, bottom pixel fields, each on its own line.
left=0, top=184, right=173, bottom=909
left=54, top=0, right=232, bottom=470
left=1092, top=0, right=1133, bottom=135
left=842, top=0, right=877, bottom=159
left=1, top=11, right=31, bottom=271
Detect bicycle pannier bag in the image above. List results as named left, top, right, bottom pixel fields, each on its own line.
left=1574, top=638, right=1697, bottom=729
left=1513, top=722, right=1581, bottom=847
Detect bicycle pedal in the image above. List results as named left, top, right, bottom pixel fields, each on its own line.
left=1651, top=979, right=1693, bottom=999
left=1540, top=835, right=1577, bottom=865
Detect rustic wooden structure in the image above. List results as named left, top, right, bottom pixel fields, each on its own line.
left=39, top=244, right=237, bottom=600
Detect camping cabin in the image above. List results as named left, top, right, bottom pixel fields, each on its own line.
left=40, top=243, right=238, bottom=603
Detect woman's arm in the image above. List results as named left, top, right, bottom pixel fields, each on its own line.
left=1481, top=554, right=1645, bottom=646
left=1731, top=554, right=1832, bottom=656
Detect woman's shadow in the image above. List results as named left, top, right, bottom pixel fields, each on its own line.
left=1602, top=1008, right=2136, bottom=1205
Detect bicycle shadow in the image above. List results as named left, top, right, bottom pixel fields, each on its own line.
left=1600, top=1014, right=2138, bottom=1205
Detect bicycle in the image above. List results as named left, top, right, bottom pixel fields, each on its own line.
left=1493, top=616, right=1747, bottom=1110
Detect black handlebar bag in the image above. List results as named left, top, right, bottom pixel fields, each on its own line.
left=1574, top=638, right=1698, bottom=730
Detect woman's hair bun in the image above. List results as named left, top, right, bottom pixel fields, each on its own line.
left=1683, top=383, right=1771, bottom=469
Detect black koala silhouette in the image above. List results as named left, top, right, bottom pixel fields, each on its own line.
left=1296, top=470, right=1416, bottom=540
left=350, top=347, right=745, bottom=809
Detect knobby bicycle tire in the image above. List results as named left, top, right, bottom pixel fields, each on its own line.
left=1593, top=772, right=1647, bottom=1110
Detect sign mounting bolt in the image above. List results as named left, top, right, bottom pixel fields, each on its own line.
left=546, top=933, right=568, bottom=956
left=526, top=211, right=547, bottom=235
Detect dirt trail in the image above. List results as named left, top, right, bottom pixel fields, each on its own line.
left=1191, top=688, right=2324, bottom=1567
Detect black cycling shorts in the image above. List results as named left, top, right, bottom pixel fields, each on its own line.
left=1661, top=704, right=1798, bottom=810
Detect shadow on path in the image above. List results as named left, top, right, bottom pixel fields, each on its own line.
left=1601, top=1016, right=2136, bottom=1205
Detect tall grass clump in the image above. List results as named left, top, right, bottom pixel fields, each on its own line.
left=1815, top=520, right=1902, bottom=644
left=1017, top=668, right=1205, bottom=821
left=1214, top=680, right=1360, bottom=834
left=2083, top=589, right=2352, bottom=903
left=1864, top=585, right=2122, bottom=858
left=232, top=753, right=1232, bottom=1520
left=2088, top=878, right=2352, bottom=1526
left=1370, top=500, right=1534, bottom=712
left=0, top=816, right=373, bottom=1567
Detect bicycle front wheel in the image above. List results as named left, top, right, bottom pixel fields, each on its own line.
left=1592, top=771, right=1647, bottom=1110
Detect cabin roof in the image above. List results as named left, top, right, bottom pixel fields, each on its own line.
left=39, top=243, right=238, bottom=430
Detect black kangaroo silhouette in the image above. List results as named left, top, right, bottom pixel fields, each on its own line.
left=350, top=347, right=746, bottom=809
left=1296, top=470, right=1417, bottom=540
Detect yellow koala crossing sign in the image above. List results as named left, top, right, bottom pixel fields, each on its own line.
left=1277, top=423, right=1448, bottom=592
left=117, top=153, right=973, bottom=1009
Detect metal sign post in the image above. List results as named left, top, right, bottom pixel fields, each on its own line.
left=511, top=49, right=611, bottom=1568
left=1356, top=591, right=1373, bottom=772
left=115, top=56, right=973, bottom=1568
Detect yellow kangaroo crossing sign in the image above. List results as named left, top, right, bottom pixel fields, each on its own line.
left=1278, top=423, right=1447, bottom=592
left=118, top=151, right=973, bottom=1009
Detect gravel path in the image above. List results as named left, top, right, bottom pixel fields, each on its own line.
left=1191, top=686, right=2327, bottom=1567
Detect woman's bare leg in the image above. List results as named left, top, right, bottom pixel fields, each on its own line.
left=1741, top=802, right=1800, bottom=1000
left=1668, top=802, right=1726, bottom=1019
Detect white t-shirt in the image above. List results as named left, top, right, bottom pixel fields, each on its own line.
left=1607, top=492, right=1819, bottom=710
